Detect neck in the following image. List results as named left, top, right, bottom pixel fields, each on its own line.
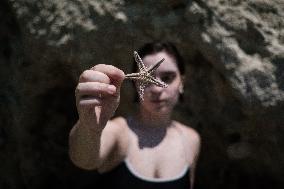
left=135, top=106, right=172, bottom=130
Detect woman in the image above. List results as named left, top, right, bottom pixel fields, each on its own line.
left=69, top=42, right=201, bottom=189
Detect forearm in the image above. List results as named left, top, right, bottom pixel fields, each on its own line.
left=69, top=120, right=103, bottom=170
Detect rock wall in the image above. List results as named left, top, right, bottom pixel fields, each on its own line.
left=1, top=0, right=284, bottom=188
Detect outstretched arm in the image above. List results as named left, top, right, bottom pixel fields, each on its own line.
left=69, top=64, right=128, bottom=171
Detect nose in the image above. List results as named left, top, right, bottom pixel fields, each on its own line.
left=148, top=84, right=163, bottom=93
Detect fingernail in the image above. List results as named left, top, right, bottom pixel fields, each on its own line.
left=107, top=85, right=116, bottom=94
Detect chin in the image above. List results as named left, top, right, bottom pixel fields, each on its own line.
left=141, top=98, right=176, bottom=114
left=149, top=102, right=173, bottom=114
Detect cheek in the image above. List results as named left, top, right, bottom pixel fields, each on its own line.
left=166, top=85, right=180, bottom=103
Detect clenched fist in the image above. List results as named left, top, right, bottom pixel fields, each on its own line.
left=75, top=64, right=125, bottom=128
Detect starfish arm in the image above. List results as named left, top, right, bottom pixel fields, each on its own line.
left=125, top=72, right=141, bottom=79
left=134, top=51, right=147, bottom=72
left=127, top=51, right=168, bottom=101
left=137, top=81, right=146, bottom=100
left=148, top=76, right=168, bottom=88
left=147, top=58, right=165, bottom=74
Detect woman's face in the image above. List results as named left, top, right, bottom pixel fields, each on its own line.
left=138, top=51, right=183, bottom=115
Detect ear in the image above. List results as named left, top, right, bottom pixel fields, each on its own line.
left=179, top=84, right=184, bottom=94
left=179, top=75, right=185, bottom=94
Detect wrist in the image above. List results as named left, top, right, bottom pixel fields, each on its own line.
left=76, top=120, right=104, bottom=134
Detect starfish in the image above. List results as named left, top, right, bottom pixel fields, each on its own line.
left=125, top=51, right=168, bottom=101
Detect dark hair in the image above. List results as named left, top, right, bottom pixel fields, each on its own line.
left=132, top=41, right=185, bottom=75
left=132, top=41, right=185, bottom=102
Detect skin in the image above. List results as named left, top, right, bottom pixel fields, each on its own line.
left=69, top=51, right=201, bottom=188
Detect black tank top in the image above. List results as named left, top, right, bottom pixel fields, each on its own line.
left=98, top=160, right=190, bottom=189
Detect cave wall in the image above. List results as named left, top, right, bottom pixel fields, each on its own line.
left=1, top=0, right=284, bottom=188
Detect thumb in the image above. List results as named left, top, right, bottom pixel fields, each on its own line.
left=107, top=68, right=125, bottom=96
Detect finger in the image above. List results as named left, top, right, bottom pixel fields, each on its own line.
left=79, top=70, right=111, bottom=84
left=91, top=64, right=125, bottom=88
left=75, top=82, right=116, bottom=98
left=77, top=96, right=103, bottom=107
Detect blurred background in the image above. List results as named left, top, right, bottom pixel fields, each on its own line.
left=1, top=0, right=284, bottom=188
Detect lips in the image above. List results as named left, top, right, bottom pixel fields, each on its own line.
left=150, top=99, right=167, bottom=104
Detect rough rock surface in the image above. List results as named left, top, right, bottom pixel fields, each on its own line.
left=1, top=0, right=284, bottom=188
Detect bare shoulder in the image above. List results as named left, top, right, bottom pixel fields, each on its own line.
left=108, top=116, right=128, bottom=128
left=106, top=116, right=129, bottom=136
left=174, top=121, right=201, bottom=148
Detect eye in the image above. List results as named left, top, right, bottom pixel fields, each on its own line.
left=160, top=73, right=176, bottom=84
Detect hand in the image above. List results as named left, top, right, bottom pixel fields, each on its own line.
left=75, top=64, right=125, bottom=128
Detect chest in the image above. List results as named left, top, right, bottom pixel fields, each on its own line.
left=126, top=132, right=188, bottom=179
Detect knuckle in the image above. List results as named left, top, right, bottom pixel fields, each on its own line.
left=108, top=66, right=124, bottom=78
left=79, top=70, right=91, bottom=81
left=97, top=82, right=107, bottom=90
left=91, top=64, right=105, bottom=71
left=108, top=68, right=116, bottom=76
left=75, top=84, right=81, bottom=94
